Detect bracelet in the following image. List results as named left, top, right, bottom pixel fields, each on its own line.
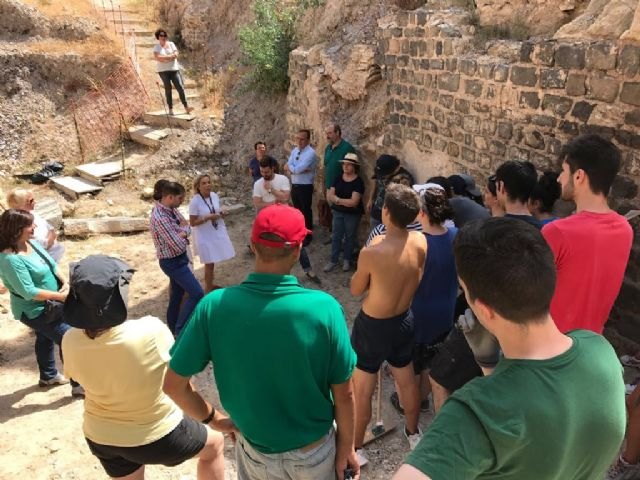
left=201, top=406, right=215, bottom=424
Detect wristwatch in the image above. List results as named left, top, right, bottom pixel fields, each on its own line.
left=201, top=407, right=215, bottom=424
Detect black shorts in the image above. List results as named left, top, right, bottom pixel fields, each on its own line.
left=351, top=309, right=414, bottom=374
left=428, top=327, right=482, bottom=392
left=412, top=329, right=451, bottom=375
left=86, top=416, right=207, bottom=478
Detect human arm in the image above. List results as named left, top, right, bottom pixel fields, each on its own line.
left=189, top=214, right=221, bottom=227
left=288, top=150, right=317, bottom=174
left=330, top=190, right=362, bottom=209
left=253, top=196, right=268, bottom=210
left=457, top=309, right=500, bottom=375
left=327, top=187, right=337, bottom=205
left=163, top=369, right=237, bottom=434
left=332, top=379, right=360, bottom=480
left=350, top=248, right=372, bottom=296
left=1, top=256, right=66, bottom=302
left=393, top=466, right=431, bottom=480
left=151, top=210, right=188, bottom=253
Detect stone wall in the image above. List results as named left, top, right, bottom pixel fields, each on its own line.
left=378, top=7, right=640, bottom=344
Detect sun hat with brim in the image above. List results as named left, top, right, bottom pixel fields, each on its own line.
left=251, top=204, right=311, bottom=248
left=340, top=152, right=360, bottom=166
left=64, top=255, right=135, bottom=330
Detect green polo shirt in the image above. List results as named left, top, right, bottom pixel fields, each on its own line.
left=324, top=139, right=356, bottom=189
left=170, top=272, right=356, bottom=454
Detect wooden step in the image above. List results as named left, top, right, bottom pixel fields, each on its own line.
left=99, top=8, right=138, bottom=15
left=184, top=79, right=198, bottom=89
left=75, top=160, right=126, bottom=185
left=50, top=176, right=103, bottom=200
left=128, top=125, right=169, bottom=148
left=143, top=111, right=195, bottom=128
left=113, top=18, right=145, bottom=25
left=135, top=40, right=156, bottom=48
left=172, top=91, right=199, bottom=101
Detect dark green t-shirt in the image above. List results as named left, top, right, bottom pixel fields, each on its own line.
left=169, top=273, right=356, bottom=454
left=324, top=139, right=355, bottom=189
left=406, top=330, right=625, bottom=480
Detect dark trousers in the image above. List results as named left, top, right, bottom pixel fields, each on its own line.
left=291, top=184, right=314, bottom=231
left=158, top=70, right=187, bottom=110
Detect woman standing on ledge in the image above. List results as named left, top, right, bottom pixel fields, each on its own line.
left=189, top=174, right=235, bottom=292
left=153, top=28, right=193, bottom=116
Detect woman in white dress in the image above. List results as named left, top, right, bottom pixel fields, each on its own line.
left=189, top=174, right=235, bottom=292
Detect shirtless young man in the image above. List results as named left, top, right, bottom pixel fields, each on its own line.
left=350, top=184, right=427, bottom=465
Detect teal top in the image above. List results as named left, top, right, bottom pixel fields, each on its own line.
left=170, top=272, right=356, bottom=454
left=0, top=242, right=59, bottom=320
left=406, top=330, right=626, bottom=480
left=324, top=139, right=355, bottom=189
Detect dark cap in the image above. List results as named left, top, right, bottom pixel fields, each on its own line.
left=449, top=174, right=481, bottom=197
left=373, top=154, right=400, bottom=179
left=64, top=256, right=135, bottom=330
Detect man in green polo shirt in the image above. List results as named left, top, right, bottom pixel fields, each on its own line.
left=164, top=204, right=359, bottom=480
left=324, top=123, right=356, bottom=191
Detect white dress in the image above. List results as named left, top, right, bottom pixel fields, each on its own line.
left=188, top=193, right=235, bottom=264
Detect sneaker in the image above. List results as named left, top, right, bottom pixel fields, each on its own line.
left=323, top=262, right=337, bottom=273
left=404, top=426, right=423, bottom=451
left=607, top=456, right=640, bottom=480
left=168, top=109, right=174, bottom=116
left=342, top=260, right=350, bottom=272
left=355, top=448, right=369, bottom=467
left=39, top=373, right=69, bottom=387
left=621, top=354, right=640, bottom=368
left=71, top=385, right=85, bottom=398
left=305, top=271, right=322, bottom=285
left=390, top=392, right=431, bottom=414
left=626, top=383, right=637, bottom=395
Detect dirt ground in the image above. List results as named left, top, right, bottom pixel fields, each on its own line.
left=0, top=203, right=436, bottom=480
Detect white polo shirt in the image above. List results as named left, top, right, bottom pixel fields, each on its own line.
left=253, top=174, right=291, bottom=204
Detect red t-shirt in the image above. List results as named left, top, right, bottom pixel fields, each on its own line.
left=542, top=211, right=633, bottom=334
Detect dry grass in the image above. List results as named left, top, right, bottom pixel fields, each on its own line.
left=23, top=0, right=99, bottom=18
left=200, top=66, right=243, bottom=116
left=24, top=34, right=125, bottom=56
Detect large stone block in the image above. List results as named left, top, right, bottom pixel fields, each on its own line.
left=588, top=74, right=620, bottom=103
left=519, top=91, right=541, bottom=109
left=532, top=41, right=556, bottom=66
left=625, top=109, right=640, bottom=127
left=438, top=72, right=460, bottom=92
left=465, top=79, right=483, bottom=97
left=621, top=83, right=640, bottom=106
left=585, top=42, right=617, bottom=70
left=497, top=122, right=513, bottom=140
left=566, top=73, right=586, bottom=96
left=455, top=98, right=470, bottom=114
left=494, top=64, right=510, bottom=82
left=524, top=129, right=545, bottom=150
left=542, top=94, right=573, bottom=117
left=618, top=44, right=640, bottom=77
left=555, top=44, right=585, bottom=69
left=460, top=58, right=477, bottom=76
left=510, top=66, right=538, bottom=87
left=540, top=69, right=568, bottom=89
left=463, top=115, right=480, bottom=134
left=571, top=101, right=596, bottom=122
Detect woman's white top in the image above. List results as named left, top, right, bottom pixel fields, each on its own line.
left=188, top=193, right=235, bottom=264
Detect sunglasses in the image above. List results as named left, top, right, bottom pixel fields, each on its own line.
left=159, top=34, right=167, bottom=38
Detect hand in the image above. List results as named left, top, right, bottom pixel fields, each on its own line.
left=263, top=180, right=271, bottom=190
left=283, top=164, right=291, bottom=173
left=457, top=308, right=500, bottom=368
left=209, top=213, right=220, bottom=221
left=210, top=413, right=238, bottom=435
left=179, top=218, right=189, bottom=227
left=336, top=448, right=360, bottom=480
left=179, top=231, right=188, bottom=239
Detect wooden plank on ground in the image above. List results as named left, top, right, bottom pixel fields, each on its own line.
left=75, top=161, right=124, bottom=184
left=50, top=176, right=103, bottom=199
left=34, top=198, right=63, bottom=229
left=63, top=217, right=149, bottom=236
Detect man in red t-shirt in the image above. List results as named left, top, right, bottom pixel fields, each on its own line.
left=542, top=134, right=633, bottom=333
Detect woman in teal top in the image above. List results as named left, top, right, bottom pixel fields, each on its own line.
left=0, top=209, right=82, bottom=396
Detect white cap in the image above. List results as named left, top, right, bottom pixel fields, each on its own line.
left=413, top=183, right=445, bottom=194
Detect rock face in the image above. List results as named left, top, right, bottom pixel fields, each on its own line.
left=621, top=1, right=640, bottom=40
left=555, top=0, right=639, bottom=39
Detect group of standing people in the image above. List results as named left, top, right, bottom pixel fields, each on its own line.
left=0, top=130, right=638, bottom=480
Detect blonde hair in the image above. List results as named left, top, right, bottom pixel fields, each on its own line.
left=6, top=189, right=31, bottom=209
left=192, top=174, right=211, bottom=195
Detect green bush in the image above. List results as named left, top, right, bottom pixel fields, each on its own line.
left=238, top=0, right=323, bottom=93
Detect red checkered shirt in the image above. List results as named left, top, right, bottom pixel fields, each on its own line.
left=150, top=202, right=190, bottom=259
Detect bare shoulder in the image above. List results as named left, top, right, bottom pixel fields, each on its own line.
left=409, top=231, right=427, bottom=248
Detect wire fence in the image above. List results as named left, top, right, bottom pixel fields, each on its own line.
left=72, top=59, right=149, bottom=160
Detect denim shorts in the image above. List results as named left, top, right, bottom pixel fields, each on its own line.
left=236, top=428, right=336, bottom=480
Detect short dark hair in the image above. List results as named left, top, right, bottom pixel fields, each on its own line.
left=254, top=141, right=266, bottom=150
left=254, top=233, right=297, bottom=261
left=560, top=134, right=621, bottom=196
left=0, top=209, right=34, bottom=252
left=161, top=181, right=185, bottom=197
left=330, top=123, right=342, bottom=136
left=259, top=157, right=277, bottom=169
left=426, top=176, right=453, bottom=198
left=299, top=129, right=311, bottom=141
left=487, top=174, right=497, bottom=196
left=530, top=171, right=561, bottom=213
left=421, top=188, right=454, bottom=225
left=154, top=28, right=168, bottom=40
left=495, top=160, right=537, bottom=203
left=384, top=184, right=420, bottom=228
left=454, top=217, right=556, bottom=323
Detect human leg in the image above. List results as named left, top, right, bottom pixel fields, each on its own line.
left=204, top=263, right=215, bottom=293
left=330, top=211, right=346, bottom=265
left=158, top=71, right=173, bottom=110
left=300, top=184, right=314, bottom=230
left=196, top=427, right=225, bottom=480
left=159, top=257, right=187, bottom=334
left=342, top=213, right=361, bottom=265
left=623, top=386, right=640, bottom=464
left=114, top=467, right=145, bottom=480
left=170, top=70, right=190, bottom=111
left=352, top=368, right=378, bottom=449
left=390, top=364, right=420, bottom=436
left=169, top=257, right=205, bottom=335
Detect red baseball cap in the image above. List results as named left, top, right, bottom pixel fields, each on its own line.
left=251, top=205, right=311, bottom=248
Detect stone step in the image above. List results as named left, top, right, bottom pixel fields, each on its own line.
left=143, top=111, right=195, bottom=129
left=172, top=91, right=199, bottom=101
left=135, top=40, right=156, bottom=48
left=184, top=79, right=198, bottom=89
left=99, top=8, right=138, bottom=15
left=127, top=125, right=169, bottom=148
left=50, top=176, right=103, bottom=200
left=115, top=25, right=152, bottom=34
left=64, top=217, right=150, bottom=237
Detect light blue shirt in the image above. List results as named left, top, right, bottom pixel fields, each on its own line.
left=287, top=145, right=317, bottom=185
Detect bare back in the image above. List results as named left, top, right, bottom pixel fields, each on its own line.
left=352, top=230, right=427, bottom=319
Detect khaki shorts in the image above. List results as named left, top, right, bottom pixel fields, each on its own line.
left=236, top=428, right=336, bottom=480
